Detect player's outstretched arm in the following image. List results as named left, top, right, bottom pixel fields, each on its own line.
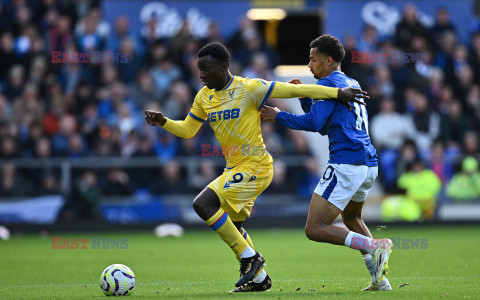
left=270, top=81, right=369, bottom=111
left=145, top=110, right=202, bottom=139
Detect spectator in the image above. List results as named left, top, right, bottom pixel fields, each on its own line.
left=3, top=64, right=25, bottom=100
left=466, top=84, right=480, bottom=126
left=267, top=160, right=295, bottom=193
left=440, top=100, right=469, bottom=146
left=357, top=24, right=378, bottom=53
left=191, top=160, right=218, bottom=192
left=38, top=172, right=61, bottom=195
left=395, top=4, right=428, bottom=50
left=371, top=97, right=413, bottom=190
left=102, top=168, right=134, bottom=196
left=154, top=161, right=187, bottom=194
left=130, top=68, right=162, bottom=110
left=150, top=56, right=182, bottom=97
left=117, top=37, right=142, bottom=83
left=242, top=52, right=274, bottom=81
left=396, top=139, right=419, bottom=180
left=371, top=97, right=412, bottom=151
left=0, top=162, right=34, bottom=197
left=161, top=81, right=192, bottom=120
left=0, top=136, right=19, bottom=159
left=428, top=139, right=456, bottom=184
left=0, top=32, right=18, bottom=81
left=462, top=131, right=479, bottom=156
left=47, top=14, right=71, bottom=53
left=397, top=159, right=442, bottom=219
left=405, top=92, right=440, bottom=154
left=367, top=64, right=395, bottom=100
left=107, top=15, right=140, bottom=53
left=469, top=32, right=480, bottom=82
left=73, top=170, right=101, bottom=220
left=52, top=114, right=77, bottom=156
left=446, top=156, right=480, bottom=201
left=76, top=12, right=102, bottom=52
left=429, top=7, right=457, bottom=49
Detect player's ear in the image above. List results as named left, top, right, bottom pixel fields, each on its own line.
left=327, top=56, right=335, bottom=66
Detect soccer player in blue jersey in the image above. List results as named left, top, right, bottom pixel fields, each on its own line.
left=261, top=34, right=393, bottom=291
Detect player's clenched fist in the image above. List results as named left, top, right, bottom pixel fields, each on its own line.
left=260, top=105, right=281, bottom=122
left=145, top=110, right=167, bottom=126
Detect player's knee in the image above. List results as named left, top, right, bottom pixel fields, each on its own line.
left=192, top=199, right=203, bottom=215
left=305, top=225, right=315, bottom=241
left=305, top=222, right=322, bottom=241
left=305, top=220, right=331, bottom=241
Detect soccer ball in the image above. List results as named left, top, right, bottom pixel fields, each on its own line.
left=100, top=264, right=136, bottom=296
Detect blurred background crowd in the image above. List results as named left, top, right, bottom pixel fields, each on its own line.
left=0, top=0, right=479, bottom=222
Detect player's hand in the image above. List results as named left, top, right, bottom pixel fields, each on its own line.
left=288, top=78, right=303, bottom=85
left=145, top=110, right=166, bottom=126
left=260, top=105, right=281, bottom=122
left=337, top=87, right=370, bottom=111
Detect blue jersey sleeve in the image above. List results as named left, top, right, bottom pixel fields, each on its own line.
left=275, top=100, right=335, bottom=132
left=298, top=78, right=336, bottom=113
left=299, top=98, right=313, bottom=113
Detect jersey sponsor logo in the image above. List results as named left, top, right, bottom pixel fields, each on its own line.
left=207, top=108, right=240, bottom=123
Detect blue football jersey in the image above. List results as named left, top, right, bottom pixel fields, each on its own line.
left=276, top=71, right=378, bottom=166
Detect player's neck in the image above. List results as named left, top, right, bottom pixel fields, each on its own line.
left=322, top=66, right=341, bottom=78
left=215, top=72, right=233, bottom=91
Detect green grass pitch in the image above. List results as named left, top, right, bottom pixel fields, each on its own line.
left=1, top=225, right=478, bottom=299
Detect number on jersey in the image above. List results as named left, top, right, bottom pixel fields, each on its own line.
left=353, top=101, right=369, bottom=134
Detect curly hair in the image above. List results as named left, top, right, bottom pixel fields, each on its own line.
left=310, top=34, right=345, bottom=63
left=197, top=42, right=230, bottom=65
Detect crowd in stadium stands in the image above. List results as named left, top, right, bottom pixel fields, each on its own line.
left=0, top=1, right=479, bottom=220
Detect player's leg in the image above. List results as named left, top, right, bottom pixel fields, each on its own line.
left=307, top=164, right=390, bottom=254
left=343, top=167, right=392, bottom=290
left=229, top=220, right=271, bottom=293
left=342, top=200, right=372, bottom=241
left=192, top=187, right=256, bottom=261
left=342, top=200, right=390, bottom=290
left=304, top=193, right=348, bottom=244
left=201, top=165, right=271, bottom=288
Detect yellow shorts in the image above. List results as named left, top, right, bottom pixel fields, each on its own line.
left=207, top=164, right=273, bottom=222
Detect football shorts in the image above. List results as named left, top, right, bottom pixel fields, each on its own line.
left=208, top=163, right=273, bottom=221
left=314, top=164, right=378, bottom=211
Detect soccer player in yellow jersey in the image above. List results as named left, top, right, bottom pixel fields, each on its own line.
left=144, top=42, right=368, bottom=293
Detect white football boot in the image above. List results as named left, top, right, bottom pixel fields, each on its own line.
left=362, top=277, right=392, bottom=291
left=372, top=238, right=393, bottom=283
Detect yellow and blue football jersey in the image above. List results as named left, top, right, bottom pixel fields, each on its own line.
left=189, top=75, right=275, bottom=168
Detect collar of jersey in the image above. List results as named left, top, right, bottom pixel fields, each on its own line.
left=220, top=75, right=235, bottom=91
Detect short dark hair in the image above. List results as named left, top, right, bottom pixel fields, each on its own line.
left=197, top=42, right=230, bottom=65
left=310, top=34, right=345, bottom=63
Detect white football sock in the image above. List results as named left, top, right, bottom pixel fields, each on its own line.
left=344, top=231, right=376, bottom=255
left=252, top=270, right=267, bottom=283
left=239, top=245, right=255, bottom=258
